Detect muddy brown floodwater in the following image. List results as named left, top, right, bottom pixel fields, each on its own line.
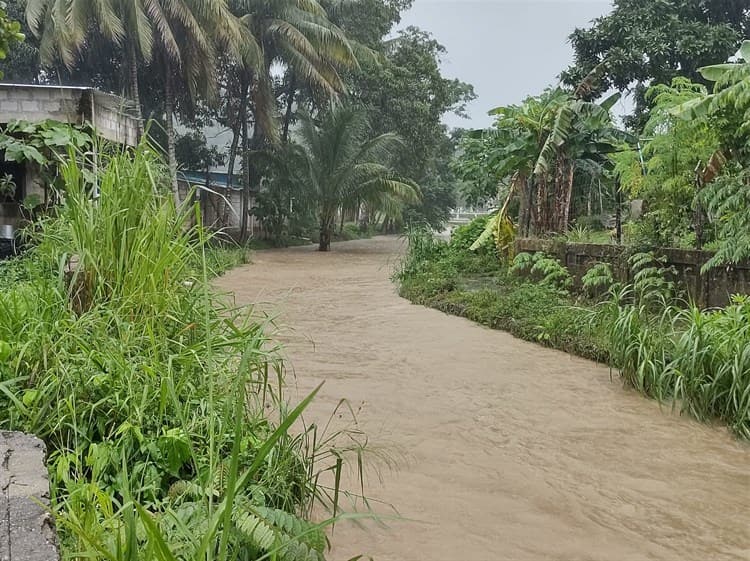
left=215, top=236, right=750, bottom=561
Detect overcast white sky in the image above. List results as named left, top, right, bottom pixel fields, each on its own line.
left=396, top=0, right=620, bottom=129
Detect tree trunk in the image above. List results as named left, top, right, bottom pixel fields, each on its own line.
left=281, top=74, right=296, bottom=143
left=615, top=179, right=622, bottom=245
left=239, top=112, right=250, bottom=242
left=222, top=80, right=249, bottom=227
left=319, top=216, right=332, bottom=251
left=536, top=175, right=549, bottom=233
left=561, top=159, right=575, bottom=231
left=164, top=65, right=179, bottom=207
left=517, top=175, right=530, bottom=237
left=339, top=208, right=345, bottom=234
left=127, top=41, right=143, bottom=138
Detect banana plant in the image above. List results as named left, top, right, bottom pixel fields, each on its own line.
left=672, top=40, right=750, bottom=126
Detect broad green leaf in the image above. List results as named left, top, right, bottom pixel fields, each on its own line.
left=599, top=92, right=621, bottom=111
left=740, top=40, right=750, bottom=63
left=699, top=63, right=738, bottom=82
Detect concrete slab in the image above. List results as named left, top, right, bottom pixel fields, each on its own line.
left=0, top=432, right=58, bottom=561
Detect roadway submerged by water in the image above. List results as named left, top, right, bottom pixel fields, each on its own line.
left=215, top=236, right=750, bottom=561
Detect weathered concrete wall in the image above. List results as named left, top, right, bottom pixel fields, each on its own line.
left=0, top=85, right=139, bottom=146
left=0, top=432, right=58, bottom=561
left=90, top=91, right=139, bottom=146
left=515, top=238, right=750, bottom=308
left=0, top=86, right=81, bottom=126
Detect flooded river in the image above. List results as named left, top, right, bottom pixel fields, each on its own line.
left=215, top=236, right=750, bottom=561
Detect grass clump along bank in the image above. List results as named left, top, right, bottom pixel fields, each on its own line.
left=0, top=145, right=357, bottom=560
left=395, top=222, right=608, bottom=363
left=397, top=218, right=750, bottom=438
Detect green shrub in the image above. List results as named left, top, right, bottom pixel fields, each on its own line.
left=581, top=262, right=614, bottom=299
left=449, top=214, right=498, bottom=255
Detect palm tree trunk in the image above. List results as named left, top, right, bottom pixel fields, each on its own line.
left=223, top=79, right=249, bottom=226
left=222, top=129, right=240, bottom=226
left=281, top=73, right=296, bottom=143
left=164, top=65, right=179, bottom=207
left=239, top=112, right=250, bottom=242
left=319, top=215, right=333, bottom=251
left=127, top=41, right=143, bottom=138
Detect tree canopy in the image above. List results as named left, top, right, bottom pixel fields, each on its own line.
left=563, top=0, right=749, bottom=129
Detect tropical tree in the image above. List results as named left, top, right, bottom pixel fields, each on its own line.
left=25, top=0, right=244, bottom=201
left=563, top=0, right=748, bottom=129
left=206, top=0, right=358, bottom=239
left=292, top=105, right=419, bottom=251
left=454, top=87, right=625, bottom=240
left=670, top=40, right=750, bottom=266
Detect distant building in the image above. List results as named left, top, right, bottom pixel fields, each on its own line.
left=177, top=170, right=262, bottom=237
left=0, top=84, right=140, bottom=252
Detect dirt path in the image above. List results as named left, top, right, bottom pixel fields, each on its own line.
left=215, top=236, right=750, bottom=561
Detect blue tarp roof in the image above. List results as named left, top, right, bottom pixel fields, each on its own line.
left=178, top=171, right=243, bottom=191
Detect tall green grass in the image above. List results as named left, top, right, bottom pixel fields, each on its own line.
left=0, top=143, right=364, bottom=560
left=596, top=254, right=750, bottom=438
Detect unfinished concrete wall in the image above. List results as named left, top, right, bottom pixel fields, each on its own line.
left=0, top=86, right=81, bottom=125
left=91, top=91, right=139, bottom=146
left=0, top=432, right=58, bottom=561
left=515, top=238, right=750, bottom=308
left=0, top=85, right=139, bottom=146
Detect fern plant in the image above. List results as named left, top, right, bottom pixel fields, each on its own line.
left=581, top=262, right=614, bottom=299
left=628, top=251, right=676, bottom=306
left=510, top=252, right=572, bottom=291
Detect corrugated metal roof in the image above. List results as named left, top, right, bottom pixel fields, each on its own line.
left=178, top=171, right=245, bottom=191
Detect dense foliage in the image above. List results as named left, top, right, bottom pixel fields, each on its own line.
left=0, top=0, right=469, bottom=239
left=563, top=0, right=749, bottom=129
left=0, top=0, right=22, bottom=77
left=453, top=87, right=625, bottom=240
left=395, top=225, right=608, bottom=363
left=0, top=146, right=360, bottom=559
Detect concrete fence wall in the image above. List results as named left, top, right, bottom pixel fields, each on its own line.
left=514, top=238, right=750, bottom=308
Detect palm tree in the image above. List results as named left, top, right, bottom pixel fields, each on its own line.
left=224, top=0, right=357, bottom=239
left=293, top=105, right=419, bottom=251
left=26, top=0, right=244, bottom=202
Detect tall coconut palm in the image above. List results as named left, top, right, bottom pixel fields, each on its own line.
left=26, top=0, right=245, bottom=202
left=293, top=105, right=419, bottom=251
left=235, top=0, right=357, bottom=144
left=226, top=0, right=357, bottom=239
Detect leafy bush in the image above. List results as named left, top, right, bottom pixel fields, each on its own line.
left=449, top=215, right=495, bottom=253
left=336, top=222, right=376, bottom=241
